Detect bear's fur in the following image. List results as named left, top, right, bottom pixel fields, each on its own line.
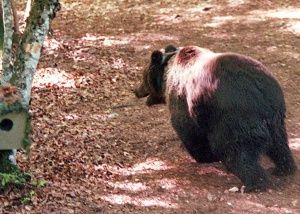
left=134, top=45, right=297, bottom=192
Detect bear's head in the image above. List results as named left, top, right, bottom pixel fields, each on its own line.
left=134, top=45, right=178, bottom=106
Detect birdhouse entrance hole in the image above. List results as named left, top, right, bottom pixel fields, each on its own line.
left=0, top=118, right=13, bottom=131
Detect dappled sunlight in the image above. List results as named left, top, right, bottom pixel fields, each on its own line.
left=41, top=32, right=177, bottom=71
left=154, top=6, right=212, bottom=26
left=204, top=14, right=266, bottom=29
left=104, top=180, right=149, bottom=192
left=290, top=138, right=300, bottom=150
left=104, top=178, right=178, bottom=193
left=226, top=0, right=248, bottom=7
left=81, top=34, right=129, bottom=47
left=129, top=158, right=174, bottom=172
left=201, top=7, right=300, bottom=37
left=43, top=38, right=61, bottom=54
left=251, top=8, right=300, bottom=35
left=153, top=14, right=184, bottom=26
left=80, top=33, right=178, bottom=52
left=122, top=33, right=179, bottom=43
left=62, top=34, right=129, bottom=65
left=197, top=166, right=229, bottom=176
left=204, top=16, right=235, bottom=28
left=98, top=159, right=180, bottom=208
left=98, top=158, right=175, bottom=176
left=98, top=159, right=229, bottom=209
left=63, top=113, right=79, bottom=121
left=81, top=32, right=178, bottom=46
left=155, top=178, right=177, bottom=190
left=261, top=8, right=300, bottom=19
left=33, top=68, right=75, bottom=88
left=100, top=194, right=178, bottom=208
left=290, top=21, right=300, bottom=34
left=32, top=68, right=87, bottom=89
left=236, top=199, right=297, bottom=213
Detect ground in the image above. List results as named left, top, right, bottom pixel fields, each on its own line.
left=1, top=0, right=300, bottom=213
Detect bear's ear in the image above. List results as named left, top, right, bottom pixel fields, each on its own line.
left=162, top=45, right=179, bottom=65
left=165, top=45, right=177, bottom=53
left=151, top=50, right=164, bottom=64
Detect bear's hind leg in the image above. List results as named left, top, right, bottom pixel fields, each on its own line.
left=266, top=124, right=297, bottom=176
left=209, top=126, right=269, bottom=192
left=220, top=149, right=269, bottom=192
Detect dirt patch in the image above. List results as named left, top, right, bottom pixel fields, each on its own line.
left=1, top=0, right=300, bottom=213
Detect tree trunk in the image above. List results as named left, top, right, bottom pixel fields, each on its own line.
left=0, top=0, right=17, bottom=172
left=10, top=0, right=60, bottom=103
left=0, top=0, right=60, bottom=173
left=1, top=0, right=13, bottom=85
left=0, top=2, right=4, bottom=45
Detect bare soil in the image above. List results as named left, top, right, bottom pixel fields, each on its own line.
left=1, top=0, right=300, bottom=213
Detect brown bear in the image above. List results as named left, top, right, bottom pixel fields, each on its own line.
left=134, top=45, right=297, bottom=192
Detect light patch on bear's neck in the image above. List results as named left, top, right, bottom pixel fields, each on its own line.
left=166, top=47, right=219, bottom=116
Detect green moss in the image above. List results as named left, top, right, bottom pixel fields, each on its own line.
left=0, top=151, right=19, bottom=173
left=23, top=113, right=32, bottom=156
left=0, top=100, right=32, bottom=156
left=0, top=100, right=29, bottom=115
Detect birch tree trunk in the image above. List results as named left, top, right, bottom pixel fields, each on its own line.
left=0, top=0, right=60, bottom=173
left=10, top=0, right=60, bottom=103
left=1, top=0, right=17, bottom=171
left=1, top=0, right=13, bottom=85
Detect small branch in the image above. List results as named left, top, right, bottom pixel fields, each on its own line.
left=110, top=104, right=136, bottom=109
left=24, top=0, right=32, bottom=22
left=10, top=0, right=20, bottom=34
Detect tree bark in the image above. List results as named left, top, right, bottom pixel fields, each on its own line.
left=1, top=0, right=13, bottom=85
left=1, top=0, right=17, bottom=169
left=9, top=0, right=60, bottom=103
left=0, top=0, right=60, bottom=173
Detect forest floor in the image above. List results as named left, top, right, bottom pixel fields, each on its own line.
left=1, top=0, right=300, bottom=213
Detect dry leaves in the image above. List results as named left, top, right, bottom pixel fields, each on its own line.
left=0, top=84, right=22, bottom=104
left=2, top=0, right=300, bottom=213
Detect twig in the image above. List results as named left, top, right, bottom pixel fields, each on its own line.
left=110, top=104, right=136, bottom=109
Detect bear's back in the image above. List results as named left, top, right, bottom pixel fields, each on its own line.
left=166, top=46, right=285, bottom=121
left=212, top=53, right=285, bottom=117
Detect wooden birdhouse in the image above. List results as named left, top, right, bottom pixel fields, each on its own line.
left=0, top=85, right=31, bottom=151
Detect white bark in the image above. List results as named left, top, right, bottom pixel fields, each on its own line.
left=1, top=0, right=13, bottom=85
left=8, top=150, right=17, bottom=165
left=1, top=0, right=17, bottom=167
left=24, top=0, right=32, bottom=22
left=18, top=40, right=44, bottom=104
left=0, top=0, right=60, bottom=171
left=11, top=0, right=60, bottom=104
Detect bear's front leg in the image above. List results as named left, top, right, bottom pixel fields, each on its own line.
left=171, top=114, right=218, bottom=163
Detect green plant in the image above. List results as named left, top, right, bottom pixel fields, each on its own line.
left=0, top=172, right=28, bottom=187
left=1, top=172, right=47, bottom=204
left=31, top=179, right=47, bottom=188
left=21, top=190, right=35, bottom=204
